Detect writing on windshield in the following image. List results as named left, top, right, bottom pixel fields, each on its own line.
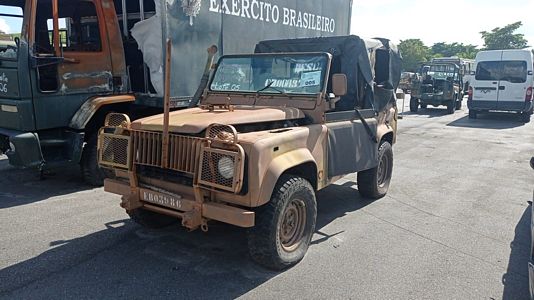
left=210, top=54, right=328, bottom=95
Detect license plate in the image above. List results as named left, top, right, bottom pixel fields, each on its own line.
left=140, top=188, right=183, bottom=210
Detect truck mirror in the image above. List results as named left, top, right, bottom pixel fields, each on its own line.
left=332, top=74, right=347, bottom=96
left=530, top=157, right=534, bottom=170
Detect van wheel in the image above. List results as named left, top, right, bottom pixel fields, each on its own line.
left=128, top=208, right=178, bottom=228
left=357, top=141, right=393, bottom=199
left=520, top=112, right=531, bottom=123
left=247, top=175, right=317, bottom=270
left=468, top=110, right=477, bottom=119
left=446, top=100, right=456, bottom=114
left=409, top=98, right=419, bottom=112
left=81, top=134, right=113, bottom=186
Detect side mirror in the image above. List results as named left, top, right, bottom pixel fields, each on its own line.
left=530, top=157, right=534, bottom=170
left=332, top=74, right=347, bottom=97
left=528, top=71, right=533, bottom=76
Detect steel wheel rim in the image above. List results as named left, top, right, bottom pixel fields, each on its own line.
left=377, top=153, right=389, bottom=188
left=279, top=199, right=307, bottom=252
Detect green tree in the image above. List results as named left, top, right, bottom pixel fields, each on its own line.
left=431, top=42, right=478, bottom=59
left=398, top=39, right=431, bottom=72
left=480, top=21, right=529, bottom=50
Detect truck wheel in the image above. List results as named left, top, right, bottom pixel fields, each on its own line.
left=128, top=208, right=178, bottom=228
left=247, top=175, right=317, bottom=270
left=409, top=98, right=419, bottom=113
left=81, top=134, right=113, bottom=186
left=468, top=110, right=477, bottom=119
left=420, top=103, right=427, bottom=109
left=446, top=100, right=455, bottom=114
left=455, top=99, right=462, bottom=110
left=357, top=141, right=393, bottom=199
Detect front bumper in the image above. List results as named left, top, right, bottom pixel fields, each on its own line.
left=104, top=178, right=255, bottom=229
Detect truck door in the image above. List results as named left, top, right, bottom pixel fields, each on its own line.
left=496, top=57, right=528, bottom=111
left=473, top=60, right=499, bottom=109
left=31, top=0, right=113, bottom=129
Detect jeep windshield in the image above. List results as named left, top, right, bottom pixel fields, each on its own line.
left=426, top=64, right=458, bottom=80
left=209, top=53, right=329, bottom=95
left=0, top=4, right=23, bottom=60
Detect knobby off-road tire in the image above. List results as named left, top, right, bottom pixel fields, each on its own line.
left=468, top=110, right=477, bottom=119
left=81, top=134, right=113, bottom=186
left=247, top=175, right=317, bottom=270
left=409, top=98, right=419, bottom=113
left=128, top=208, right=178, bottom=229
left=357, top=141, right=393, bottom=199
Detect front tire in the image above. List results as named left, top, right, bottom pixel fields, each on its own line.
left=446, top=100, right=455, bottom=114
left=81, top=134, right=113, bottom=186
left=247, top=175, right=317, bottom=270
left=357, top=141, right=393, bottom=199
left=410, top=98, right=419, bottom=113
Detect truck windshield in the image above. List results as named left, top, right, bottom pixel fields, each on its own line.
left=0, top=5, right=23, bottom=60
left=210, top=54, right=328, bottom=95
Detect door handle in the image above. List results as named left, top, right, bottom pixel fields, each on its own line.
left=492, top=82, right=498, bottom=84
left=499, top=86, right=505, bottom=90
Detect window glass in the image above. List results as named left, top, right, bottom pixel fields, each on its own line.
left=475, top=61, right=501, bottom=81
left=0, top=5, right=23, bottom=60
left=500, top=61, right=527, bottom=83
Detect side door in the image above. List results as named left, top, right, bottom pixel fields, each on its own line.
left=497, top=57, right=528, bottom=111
left=31, top=0, right=113, bottom=130
left=473, top=60, right=500, bottom=109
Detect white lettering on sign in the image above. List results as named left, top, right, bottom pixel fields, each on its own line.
left=209, top=0, right=336, bottom=33
left=0, top=73, right=8, bottom=93
left=143, top=191, right=183, bottom=210
left=300, top=71, right=321, bottom=87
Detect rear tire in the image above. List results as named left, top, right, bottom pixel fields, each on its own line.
left=410, top=98, right=419, bottom=113
left=446, top=100, right=455, bottom=114
left=357, top=141, right=393, bottom=199
left=247, top=175, right=317, bottom=270
left=455, top=99, right=462, bottom=110
left=128, top=208, right=178, bottom=229
left=81, top=134, right=113, bottom=186
left=468, top=110, right=477, bottom=119
left=520, top=112, right=531, bottom=123
left=420, top=103, right=427, bottom=109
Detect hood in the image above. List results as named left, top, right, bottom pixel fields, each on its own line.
left=130, top=106, right=305, bottom=134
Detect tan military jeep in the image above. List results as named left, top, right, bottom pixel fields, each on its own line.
left=98, top=36, right=401, bottom=270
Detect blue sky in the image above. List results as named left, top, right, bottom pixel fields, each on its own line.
left=351, top=0, right=534, bottom=48
left=1, top=1, right=533, bottom=49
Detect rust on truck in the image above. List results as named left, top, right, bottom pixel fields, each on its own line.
left=98, top=35, right=401, bottom=270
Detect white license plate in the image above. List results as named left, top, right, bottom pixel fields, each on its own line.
left=140, top=189, right=183, bottom=210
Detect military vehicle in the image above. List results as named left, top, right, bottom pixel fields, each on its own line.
left=410, top=63, right=463, bottom=114
left=98, top=35, right=401, bottom=270
left=0, top=0, right=351, bottom=184
left=399, top=72, right=417, bottom=94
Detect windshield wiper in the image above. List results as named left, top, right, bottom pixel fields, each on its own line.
left=255, top=81, right=289, bottom=97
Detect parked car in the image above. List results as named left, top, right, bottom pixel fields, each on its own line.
left=468, top=49, right=533, bottom=122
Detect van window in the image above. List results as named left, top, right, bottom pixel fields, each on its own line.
left=475, top=61, right=527, bottom=83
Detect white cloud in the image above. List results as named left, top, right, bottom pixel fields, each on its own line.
left=0, top=18, right=10, bottom=34
left=351, top=0, right=534, bottom=48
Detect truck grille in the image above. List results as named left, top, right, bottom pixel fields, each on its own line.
left=132, top=131, right=202, bottom=174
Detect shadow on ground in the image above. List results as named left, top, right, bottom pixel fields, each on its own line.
left=0, top=156, right=93, bottom=209
left=447, top=113, right=527, bottom=130
left=502, top=204, right=531, bottom=300
left=399, top=107, right=453, bottom=118
left=0, top=181, right=371, bottom=299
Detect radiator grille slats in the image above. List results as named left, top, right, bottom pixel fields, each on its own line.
left=132, top=131, right=202, bottom=174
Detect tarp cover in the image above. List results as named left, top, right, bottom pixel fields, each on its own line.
left=255, top=35, right=402, bottom=111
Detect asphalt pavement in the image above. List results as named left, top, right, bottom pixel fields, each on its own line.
left=0, top=97, right=533, bottom=299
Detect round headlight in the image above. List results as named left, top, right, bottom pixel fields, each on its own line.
left=217, top=156, right=234, bottom=179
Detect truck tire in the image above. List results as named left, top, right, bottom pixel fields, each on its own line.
left=81, top=133, right=112, bottom=186
left=520, top=112, right=531, bottom=123
left=468, top=110, right=477, bottom=119
left=420, top=103, right=427, bottom=109
left=247, top=175, right=317, bottom=270
left=357, top=141, right=393, bottom=199
left=128, top=208, right=178, bottom=228
left=455, top=99, right=462, bottom=110
left=409, top=98, right=419, bottom=113
left=446, top=100, right=455, bottom=114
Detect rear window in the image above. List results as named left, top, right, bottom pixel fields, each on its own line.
left=476, top=61, right=527, bottom=83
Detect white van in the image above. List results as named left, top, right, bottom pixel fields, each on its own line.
left=468, top=49, right=533, bottom=122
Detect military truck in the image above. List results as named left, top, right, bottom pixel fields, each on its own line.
left=410, top=62, right=463, bottom=114
left=0, top=0, right=351, bottom=184
left=98, top=35, right=401, bottom=269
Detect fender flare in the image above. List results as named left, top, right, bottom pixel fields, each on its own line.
left=254, top=148, right=317, bottom=207
left=69, top=95, right=135, bottom=130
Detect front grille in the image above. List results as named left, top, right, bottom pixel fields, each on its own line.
left=99, top=133, right=130, bottom=169
left=132, top=130, right=202, bottom=174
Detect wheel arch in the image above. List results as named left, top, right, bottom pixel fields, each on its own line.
left=254, top=149, right=318, bottom=207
